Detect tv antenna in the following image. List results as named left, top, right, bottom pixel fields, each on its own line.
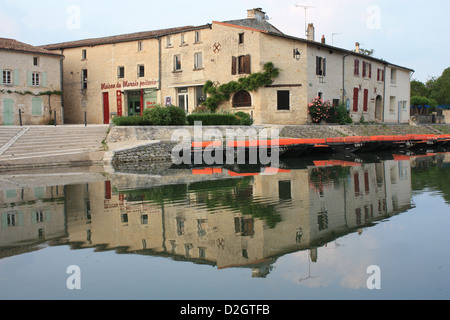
left=296, top=4, right=315, bottom=37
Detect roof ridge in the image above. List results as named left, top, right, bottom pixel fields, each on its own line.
left=0, top=38, right=63, bottom=57
left=41, top=24, right=211, bottom=50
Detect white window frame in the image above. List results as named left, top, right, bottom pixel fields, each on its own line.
left=137, top=41, right=144, bottom=52
left=195, top=30, right=201, bottom=43
left=3, top=70, right=12, bottom=85
left=32, top=72, right=40, bottom=86
left=137, top=64, right=145, bottom=78
left=33, top=56, right=39, bottom=67
left=166, top=35, right=173, bottom=47
left=194, top=52, right=203, bottom=70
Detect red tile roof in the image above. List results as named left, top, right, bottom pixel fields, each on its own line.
left=0, top=38, right=63, bottom=56
left=41, top=25, right=211, bottom=50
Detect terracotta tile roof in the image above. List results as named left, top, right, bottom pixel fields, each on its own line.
left=41, top=25, right=211, bottom=50
left=0, top=38, right=63, bottom=57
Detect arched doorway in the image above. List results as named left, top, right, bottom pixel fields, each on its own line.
left=232, top=91, right=252, bottom=108
left=375, top=95, right=383, bottom=122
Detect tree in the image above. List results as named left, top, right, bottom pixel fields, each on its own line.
left=411, top=80, right=430, bottom=98
left=429, top=67, right=450, bottom=105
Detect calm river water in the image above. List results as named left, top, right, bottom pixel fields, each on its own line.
left=1, top=151, right=449, bottom=300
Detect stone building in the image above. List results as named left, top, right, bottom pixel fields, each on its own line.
left=43, top=8, right=413, bottom=125
left=0, top=38, right=64, bottom=125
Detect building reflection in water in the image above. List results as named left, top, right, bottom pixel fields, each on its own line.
left=1, top=153, right=449, bottom=277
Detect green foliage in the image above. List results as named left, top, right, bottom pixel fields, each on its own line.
left=165, top=105, right=187, bottom=125
left=202, top=62, right=280, bottom=112
left=112, top=115, right=149, bottom=126
left=412, top=68, right=450, bottom=107
left=186, top=114, right=240, bottom=126
left=329, top=103, right=353, bottom=124
left=234, top=111, right=254, bottom=126
left=143, top=106, right=171, bottom=125
left=113, top=105, right=185, bottom=126
left=192, top=105, right=212, bottom=114
left=411, top=96, right=438, bottom=107
left=308, top=97, right=334, bottom=124
left=429, top=67, right=450, bottom=105
left=411, top=80, right=430, bottom=97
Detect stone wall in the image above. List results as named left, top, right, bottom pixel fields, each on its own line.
left=110, top=141, right=179, bottom=167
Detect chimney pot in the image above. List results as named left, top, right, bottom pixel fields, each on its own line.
left=355, top=42, right=360, bottom=53
left=307, top=23, right=315, bottom=41
left=247, top=8, right=266, bottom=21
left=321, top=35, right=326, bottom=44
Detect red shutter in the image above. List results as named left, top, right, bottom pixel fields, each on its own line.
left=353, top=87, right=359, bottom=112
left=363, top=62, right=366, bottom=78
left=354, top=59, right=359, bottom=76
left=354, top=172, right=360, bottom=196
left=369, top=64, right=372, bottom=79
left=363, top=89, right=369, bottom=112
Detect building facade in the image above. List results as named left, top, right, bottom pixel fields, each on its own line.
left=0, top=38, right=64, bottom=126
left=43, top=8, right=413, bottom=125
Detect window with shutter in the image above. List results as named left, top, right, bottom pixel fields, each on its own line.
left=363, top=89, right=369, bottom=112
left=353, top=87, right=359, bottom=112
left=235, top=55, right=251, bottom=74
left=316, top=57, right=326, bottom=76
left=231, top=56, right=237, bottom=75
left=354, top=59, right=360, bottom=76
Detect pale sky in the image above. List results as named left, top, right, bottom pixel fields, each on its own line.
left=1, top=0, right=449, bottom=82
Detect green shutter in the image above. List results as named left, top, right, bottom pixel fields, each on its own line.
left=27, top=71, right=33, bottom=87
left=31, top=211, right=37, bottom=225
left=1, top=213, right=8, bottom=230
left=32, top=97, right=43, bottom=115
left=14, top=69, right=20, bottom=86
left=46, top=209, right=51, bottom=222
left=18, top=211, right=24, bottom=227
left=0, top=69, right=3, bottom=84
left=41, top=72, right=47, bottom=87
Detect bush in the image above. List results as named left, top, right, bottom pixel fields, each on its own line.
left=166, top=105, right=186, bottom=125
left=234, top=111, right=254, bottom=126
left=143, top=106, right=171, bottom=125
left=186, top=114, right=240, bottom=126
left=192, top=106, right=212, bottom=114
left=308, top=97, right=334, bottom=124
left=113, top=115, right=150, bottom=126
left=329, top=103, right=353, bottom=124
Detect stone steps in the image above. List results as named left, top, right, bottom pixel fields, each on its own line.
left=0, top=125, right=109, bottom=166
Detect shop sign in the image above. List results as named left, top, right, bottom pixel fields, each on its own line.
left=101, top=79, right=158, bottom=90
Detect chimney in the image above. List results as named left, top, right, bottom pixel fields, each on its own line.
left=355, top=42, right=360, bottom=53
left=247, top=8, right=266, bottom=21
left=307, top=23, right=315, bottom=41
left=321, top=35, right=326, bottom=44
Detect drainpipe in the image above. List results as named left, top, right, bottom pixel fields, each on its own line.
left=60, top=52, right=65, bottom=125
left=383, top=64, right=387, bottom=123
left=342, top=53, right=351, bottom=104
left=157, top=37, right=162, bottom=91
